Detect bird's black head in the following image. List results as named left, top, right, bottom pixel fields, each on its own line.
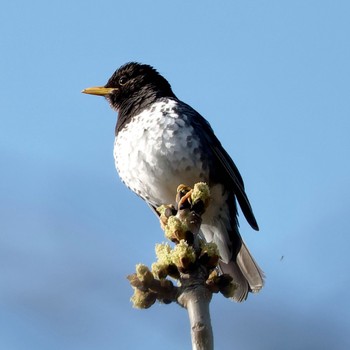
left=105, top=62, right=176, bottom=110
left=82, top=62, right=177, bottom=132
left=83, top=62, right=175, bottom=113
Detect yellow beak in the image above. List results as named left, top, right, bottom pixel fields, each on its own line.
left=81, top=86, right=117, bottom=96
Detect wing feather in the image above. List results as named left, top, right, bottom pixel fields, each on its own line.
left=178, top=102, right=259, bottom=230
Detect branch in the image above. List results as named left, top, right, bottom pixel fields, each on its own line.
left=127, top=183, right=237, bottom=350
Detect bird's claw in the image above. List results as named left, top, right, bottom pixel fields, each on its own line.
left=176, top=184, right=193, bottom=210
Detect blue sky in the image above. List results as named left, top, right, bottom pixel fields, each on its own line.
left=1, top=1, right=350, bottom=349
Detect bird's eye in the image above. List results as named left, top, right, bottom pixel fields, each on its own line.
left=119, top=76, right=128, bottom=85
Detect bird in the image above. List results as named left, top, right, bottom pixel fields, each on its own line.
left=82, top=62, right=264, bottom=301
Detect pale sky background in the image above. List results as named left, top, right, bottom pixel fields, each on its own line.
left=1, top=1, right=350, bottom=349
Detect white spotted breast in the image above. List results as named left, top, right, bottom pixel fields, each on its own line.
left=113, top=99, right=208, bottom=207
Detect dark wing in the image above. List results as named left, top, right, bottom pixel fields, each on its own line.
left=178, top=101, right=259, bottom=231
left=208, top=134, right=259, bottom=230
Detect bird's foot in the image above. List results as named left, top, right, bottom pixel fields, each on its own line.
left=176, top=184, right=193, bottom=210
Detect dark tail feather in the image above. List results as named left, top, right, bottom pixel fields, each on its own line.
left=219, top=241, right=264, bottom=302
